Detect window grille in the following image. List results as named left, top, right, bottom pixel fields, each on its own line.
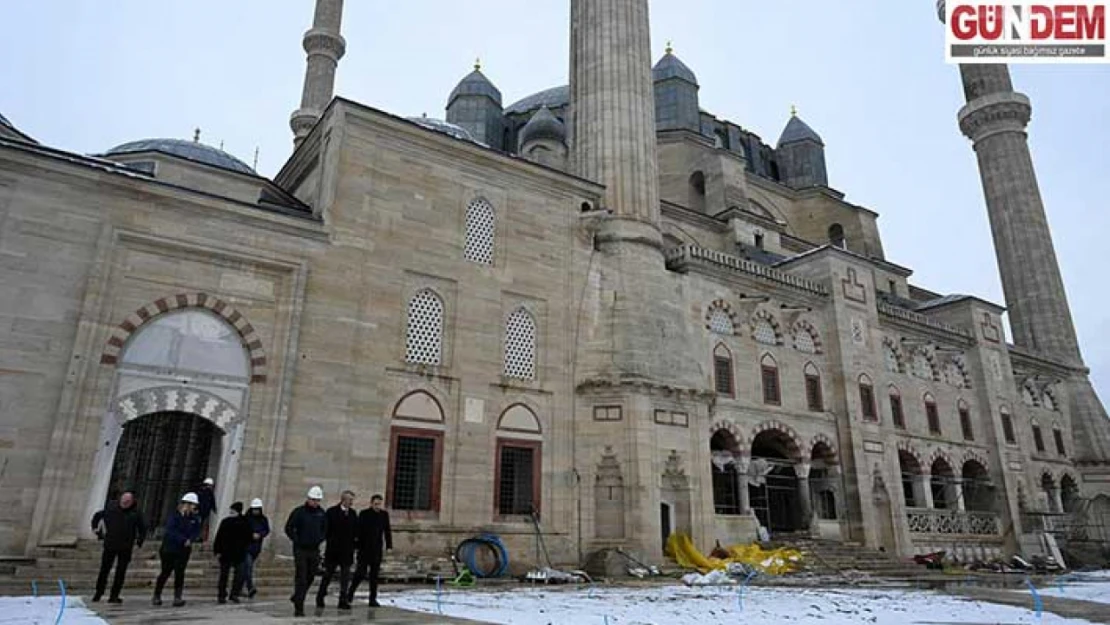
left=714, top=355, right=733, bottom=396
left=464, top=198, right=495, bottom=265
left=762, top=364, right=781, bottom=405
left=794, top=330, right=816, bottom=354
left=753, top=319, right=777, bottom=345
left=1001, top=411, right=1016, bottom=444
left=405, top=290, right=444, bottom=365
left=860, top=384, right=877, bottom=421
left=392, top=436, right=437, bottom=511
left=504, top=308, right=536, bottom=380
left=708, top=308, right=734, bottom=335
left=498, top=445, right=536, bottom=516
left=1033, top=425, right=1045, bottom=452
left=891, top=393, right=905, bottom=429
left=805, top=374, right=823, bottom=412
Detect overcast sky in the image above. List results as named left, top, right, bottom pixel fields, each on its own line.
left=3, top=1, right=1108, bottom=402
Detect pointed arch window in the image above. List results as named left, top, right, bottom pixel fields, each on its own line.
left=504, top=308, right=537, bottom=380
left=1053, top=427, right=1067, bottom=457
left=1000, top=407, right=1017, bottom=445
left=1032, top=420, right=1046, bottom=453
left=707, top=307, right=734, bottom=335
left=405, top=289, right=444, bottom=365
left=793, top=327, right=817, bottom=354
left=958, top=400, right=974, bottom=441
left=1043, top=391, right=1057, bottom=412
left=859, top=374, right=877, bottom=422
left=889, top=386, right=905, bottom=429
left=464, top=198, right=496, bottom=265
left=753, top=318, right=778, bottom=345
left=761, top=354, right=781, bottom=405
left=804, top=362, right=823, bottom=412
left=924, top=393, right=941, bottom=434
left=713, top=344, right=734, bottom=397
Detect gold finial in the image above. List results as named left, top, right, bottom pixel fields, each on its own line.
left=193, top=128, right=201, bottom=143
left=665, top=40, right=673, bottom=55
left=790, top=104, right=798, bottom=117
left=474, top=57, right=481, bottom=71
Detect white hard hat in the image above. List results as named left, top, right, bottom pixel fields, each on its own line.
left=250, top=498, right=263, bottom=509
left=307, top=486, right=324, bottom=500
left=181, top=492, right=200, bottom=505
left=203, top=478, right=215, bottom=486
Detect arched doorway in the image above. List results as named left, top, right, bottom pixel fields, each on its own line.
left=710, top=430, right=744, bottom=515
left=749, top=430, right=801, bottom=532
left=930, top=457, right=955, bottom=509
left=1061, top=475, right=1080, bottom=513
left=108, top=412, right=222, bottom=535
left=961, top=460, right=994, bottom=512
left=898, top=450, right=924, bottom=508
left=810, top=442, right=838, bottom=521
left=1041, top=473, right=1059, bottom=512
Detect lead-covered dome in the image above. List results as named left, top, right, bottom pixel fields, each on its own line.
left=777, top=115, right=824, bottom=147
left=506, top=85, right=570, bottom=116
left=105, top=138, right=255, bottom=174
left=448, top=68, right=502, bottom=107
left=406, top=116, right=476, bottom=142
left=653, top=50, right=698, bottom=85
left=519, top=106, right=566, bottom=146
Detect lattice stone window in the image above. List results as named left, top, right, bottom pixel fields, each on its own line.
left=884, top=344, right=900, bottom=373
left=753, top=319, right=777, bottom=345
left=793, top=329, right=816, bottom=354
left=405, top=289, right=444, bottom=365
left=464, top=198, right=496, bottom=265
left=945, top=362, right=965, bottom=388
left=504, top=308, right=537, bottom=380
left=913, top=352, right=933, bottom=380
left=708, top=308, right=734, bottom=335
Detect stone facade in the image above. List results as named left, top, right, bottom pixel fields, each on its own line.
left=0, top=0, right=1107, bottom=567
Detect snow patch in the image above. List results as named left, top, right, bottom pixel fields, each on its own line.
left=0, top=596, right=107, bottom=624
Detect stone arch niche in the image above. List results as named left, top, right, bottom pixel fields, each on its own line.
left=595, top=447, right=625, bottom=540
left=85, top=307, right=255, bottom=537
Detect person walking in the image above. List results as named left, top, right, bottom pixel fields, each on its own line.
left=347, top=494, right=392, bottom=608
left=212, top=502, right=252, bottom=604
left=152, top=493, right=202, bottom=607
left=316, top=490, right=358, bottom=610
left=243, top=498, right=270, bottom=599
left=284, top=486, right=327, bottom=617
left=90, top=491, right=146, bottom=603
left=197, top=478, right=217, bottom=542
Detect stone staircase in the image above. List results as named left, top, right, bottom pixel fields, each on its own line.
left=773, top=538, right=927, bottom=580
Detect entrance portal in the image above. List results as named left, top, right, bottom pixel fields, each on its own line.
left=749, top=430, right=801, bottom=533
left=107, top=411, right=221, bottom=535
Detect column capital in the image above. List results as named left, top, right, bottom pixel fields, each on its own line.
left=795, top=460, right=812, bottom=479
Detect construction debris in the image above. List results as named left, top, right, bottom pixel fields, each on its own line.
left=668, top=532, right=803, bottom=576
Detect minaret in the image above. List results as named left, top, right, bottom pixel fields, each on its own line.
left=938, top=1, right=1110, bottom=462
left=290, top=0, right=346, bottom=147
left=570, top=0, right=660, bottom=226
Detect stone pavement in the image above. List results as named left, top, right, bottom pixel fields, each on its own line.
left=86, top=596, right=492, bottom=624
left=948, top=586, right=1110, bottom=624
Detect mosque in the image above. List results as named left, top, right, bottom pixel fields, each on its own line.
left=0, top=0, right=1108, bottom=567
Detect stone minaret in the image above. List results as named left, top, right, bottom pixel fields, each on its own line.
left=570, top=0, right=660, bottom=226
left=937, top=1, right=1110, bottom=462
left=290, top=0, right=346, bottom=147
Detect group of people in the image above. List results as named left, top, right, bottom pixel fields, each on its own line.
left=90, top=479, right=391, bottom=618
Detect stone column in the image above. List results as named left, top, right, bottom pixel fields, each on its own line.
left=1051, top=485, right=1064, bottom=514
left=952, top=478, right=966, bottom=512
left=796, top=461, right=813, bottom=529
left=569, top=0, right=660, bottom=225
left=920, top=474, right=935, bottom=510
left=291, top=0, right=346, bottom=146
left=736, top=457, right=752, bottom=515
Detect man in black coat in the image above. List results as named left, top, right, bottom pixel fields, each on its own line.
left=285, top=486, right=327, bottom=617
left=316, top=490, right=358, bottom=610
left=90, top=491, right=146, bottom=603
left=346, top=494, right=392, bottom=607
left=212, top=502, right=253, bottom=604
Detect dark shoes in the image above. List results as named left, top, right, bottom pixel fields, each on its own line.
left=172, top=599, right=186, bottom=607
left=338, top=601, right=351, bottom=611
left=247, top=588, right=257, bottom=599
left=370, top=599, right=381, bottom=607
left=293, top=604, right=305, bottom=617
left=107, top=596, right=123, bottom=604
left=228, top=596, right=240, bottom=604
left=218, top=598, right=227, bottom=605
left=91, top=593, right=102, bottom=603
left=151, top=596, right=162, bottom=606
left=315, top=595, right=325, bottom=608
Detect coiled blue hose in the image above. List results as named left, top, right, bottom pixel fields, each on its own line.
left=456, top=534, right=510, bottom=578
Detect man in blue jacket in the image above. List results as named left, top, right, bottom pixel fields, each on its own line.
left=152, top=493, right=202, bottom=608
left=244, top=498, right=270, bottom=598
left=285, top=486, right=327, bottom=617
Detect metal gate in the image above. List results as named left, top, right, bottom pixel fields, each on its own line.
left=106, top=411, right=219, bottom=536
left=749, top=459, right=800, bottom=532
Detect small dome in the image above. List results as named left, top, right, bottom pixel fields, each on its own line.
left=519, top=106, right=566, bottom=146
left=448, top=69, right=502, bottom=108
left=505, top=85, right=569, bottom=116
left=105, top=139, right=255, bottom=174
left=777, top=114, right=824, bottom=147
left=653, top=51, right=698, bottom=85
left=406, top=116, right=476, bottom=142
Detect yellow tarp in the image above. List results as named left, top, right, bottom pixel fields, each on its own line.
left=667, top=532, right=803, bottom=576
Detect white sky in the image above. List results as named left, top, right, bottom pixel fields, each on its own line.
left=2, top=1, right=1108, bottom=402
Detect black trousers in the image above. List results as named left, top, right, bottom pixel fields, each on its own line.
left=94, top=547, right=132, bottom=599
left=317, top=552, right=353, bottom=603
left=153, top=548, right=191, bottom=599
left=291, top=548, right=320, bottom=607
left=347, top=552, right=383, bottom=603
left=217, top=556, right=247, bottom=600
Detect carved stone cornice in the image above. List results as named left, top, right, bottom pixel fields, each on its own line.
left=959, top=92, right=1033, bottom=143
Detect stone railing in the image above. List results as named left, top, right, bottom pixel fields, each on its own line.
left=877, top=302, right=974, bottom=342
left=664, top=245, right=829, bottom=296
left=907, top=508, right=1001, bottom=536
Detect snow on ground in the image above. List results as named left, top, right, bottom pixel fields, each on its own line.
left=391, top=584, right=1097, bottom=625
left=0, top=596, right=107, bottom=624
left=1032, top=571, right=1110, bottom=605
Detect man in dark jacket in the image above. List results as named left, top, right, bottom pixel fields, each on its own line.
left=244, top=498, right=270, bottom=598
left=316, top=490, right=358, bottom=610
left=90, top=491, right=146, bottom=603
left=197, top=478, right=217, bottom=542
left=285, top=485, right=327, bottom=617
left=152, top=493, right=202, bottom=607
left=212, top=502, right=252, bottom=604
left=347, top=494, right=392, bottom=607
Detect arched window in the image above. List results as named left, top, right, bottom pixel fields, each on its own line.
left=713, top=344, right=734, bottom=397
left=1053, top=426, right=1067, bottom=457
left=688, top=171, right=707, bottom=213
left=859, top=374, right=877, bottom=422
left=793, top=325, right=818, bottom=354
left=1042, top=389, right=1057, bottom=412
left=1000, top=406, right=1016, bottom=445
left=761, top=354, right=781, bottom=405
left=924, top=393, right=941, bottom=434
left=120, top=309, right=249, bottom=380
left=464, top=198, right=496, bottom=265
left=496, top=405, right=542, bottom=518
left=804, top=363, right=823, bottom=412
left=504, top=308, right=537, bottom=380
left=752, top=314, right=778, bottom=346
left=828, top=223, right=846, bottom=248
left=707, top=305, right=735, bottom=335
left=406, top=289, right=444, bottom=365
left=710, top=430, right=743, bottom=515
left=388, top=391, right=446, bottom=515
left=958, top=400, right=974, bottom=441
left=889, top=386, right=905, bottom=429
left=1021, top=381, right=1038, bottom=407
left=1032, top=420, right=1046, bottom=453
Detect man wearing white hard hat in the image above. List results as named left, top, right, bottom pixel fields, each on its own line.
left=197, top=478, right=217, bottom=542
left=243, top=498, right=270, bottom=598
left=284, top=486, right=327, bottom=617
left=151, top=492, right=202, bottom=608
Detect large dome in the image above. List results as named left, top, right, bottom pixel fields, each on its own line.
left=105, top=138, right=255, bottom=174
left=505, top=85, right=569, bottom=116
left=406, top=116, right=477, bottom=143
